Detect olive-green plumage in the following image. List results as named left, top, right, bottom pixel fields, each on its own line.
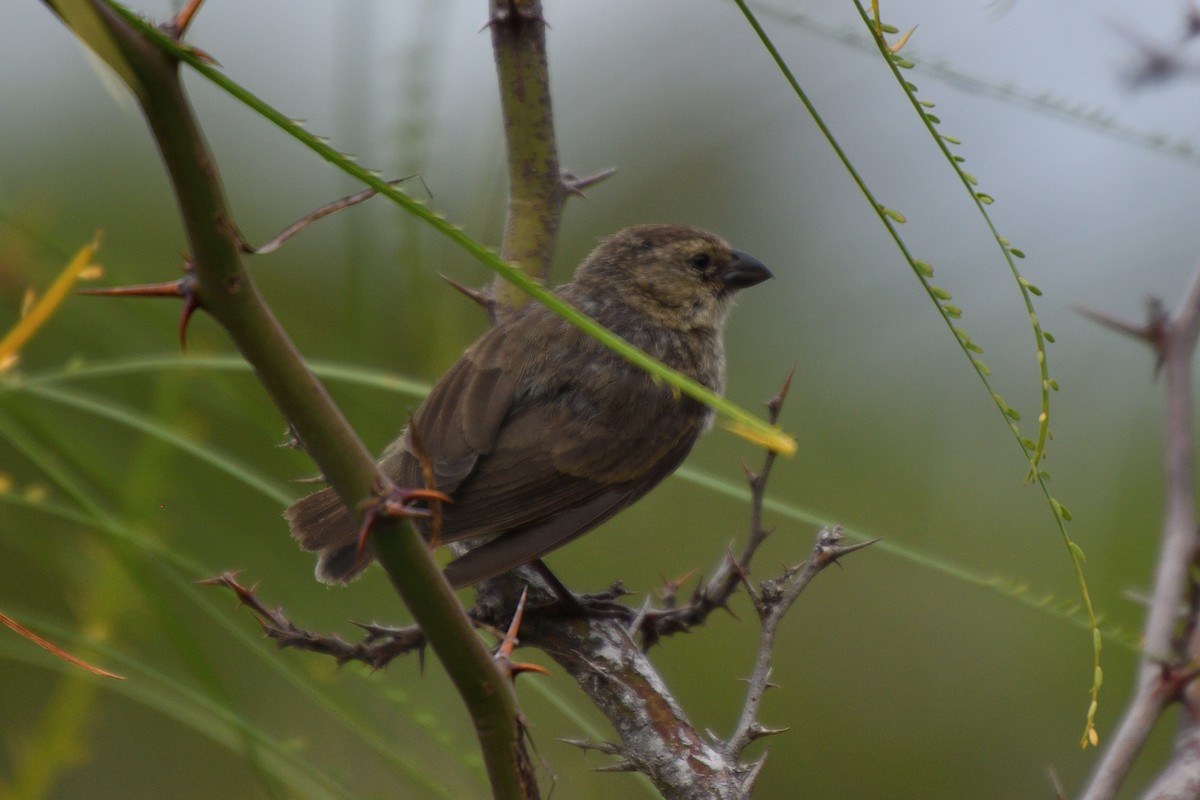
left=285, top=224, right=771, bottom=587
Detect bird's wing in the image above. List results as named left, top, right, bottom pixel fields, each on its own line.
left=434, top=381, right=699, bottom=532
left=430, top=367, right=706, bottom=589
left=379, top=325, right=519, bottom=495
left=441, top=486, right=634, bottom=588
left=381, top=310, right=708, bottom=586
left=441, top=429, right=699, bottom=588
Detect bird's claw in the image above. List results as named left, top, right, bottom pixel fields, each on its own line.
left=532, top=590, right=632, bottom=620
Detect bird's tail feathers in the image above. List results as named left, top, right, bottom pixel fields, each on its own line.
left=284, top=487, right=372, bottom=584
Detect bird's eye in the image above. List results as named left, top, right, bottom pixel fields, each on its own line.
left=690, top=253, right=711, bottom=270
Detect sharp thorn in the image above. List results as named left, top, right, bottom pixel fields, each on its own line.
left=162, top=0, right=206, bottom=39
left=563, top=166, right=618, bottom=197
left=557, top=738, right=622, bottom=755
left=78, top=274, right=202, bottom=352
left=496, top=587, right=530, bottom=662
left=740, top=755, right=769, bottom=793
left=183, top=44, right=221, bottom=66
left=439, top=274, right=496, bottom=319
left=767, top=365, right=796, bottom=419
left=1073, top=302, right=1154, bottom=342
left=179, top=290, right=201, bottom=350
left=78, top=279, right=187, bottom=299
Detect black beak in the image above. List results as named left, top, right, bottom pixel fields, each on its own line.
left=721, top=250, right=773, bottom=289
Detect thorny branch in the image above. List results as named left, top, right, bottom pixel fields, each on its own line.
left=42, top=2, right=534, bottom=797
left=201, top=572, right=435, bottom=669
left=484, top=0, right=614, bottom=317
left=209, top=372, right=871, bottom=799
left=242, top=177, right=419, bottom=256
left=56, top=1, right=843, bottom=796
left=1077, top=263, right=1200, bottom=800
left=635, top=369, right=794, bottom=649
left=725, top=526, right=874, bottom=762
left=1107, top=5, right=1200, bottom=89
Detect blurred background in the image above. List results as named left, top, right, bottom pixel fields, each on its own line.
left=3, top=0, right=1200, bottom=797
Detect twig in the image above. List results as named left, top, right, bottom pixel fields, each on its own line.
left=200, top=572, right=432, bottom=667
left=502, top=371, right=874, bottom=797
left=1106, top=11, right=1200, bottom=89
left=514, top=523, right=872, bottom=798
left=724, top=526, right=875, bottom=761
left=245, top=178, right=414, bottom=255
left=637, top=369, right=794, bottom=648
left=1079, top=265, right=1200, bottom=800
left=1138, top=722, right=1200, bottom=799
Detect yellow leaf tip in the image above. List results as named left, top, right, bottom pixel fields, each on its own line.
left=722, top=420, right=797, bottom=456
left=887, top=25, right=918, bottom=53
left=0, top=235, right=104, bottom=368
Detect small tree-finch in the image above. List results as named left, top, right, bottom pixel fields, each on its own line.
left=286, top=224, right=772, bottom=587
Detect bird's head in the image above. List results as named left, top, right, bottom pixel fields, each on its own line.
left=574, top=224, right=772, bottom=330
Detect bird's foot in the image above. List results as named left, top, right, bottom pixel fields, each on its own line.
left=532, top=581, right=633, bottom=620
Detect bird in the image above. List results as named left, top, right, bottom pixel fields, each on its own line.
left=285, top=223, right=772, bottom=589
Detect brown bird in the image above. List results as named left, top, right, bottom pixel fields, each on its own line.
left=285, top=224, right=771, bottom=589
